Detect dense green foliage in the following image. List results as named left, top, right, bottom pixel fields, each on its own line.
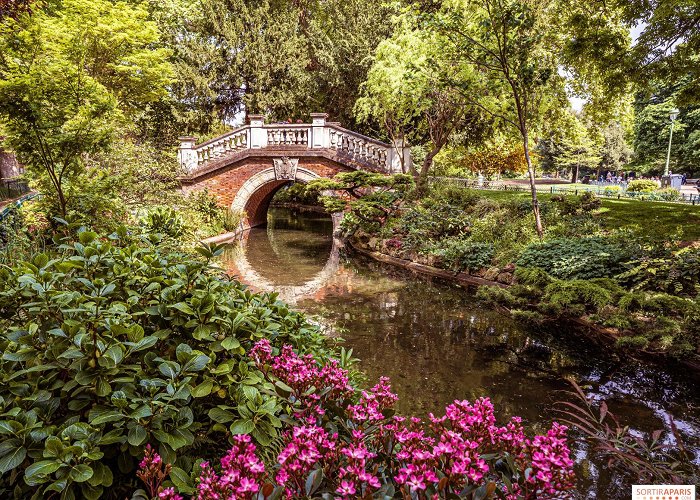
left=516, top=236, right=630, bottom=280
left=0, top=0, right=172, bottom=217
left=626, top=179, right=659, bottom=193
left=0, top=229, right=338, bottom=499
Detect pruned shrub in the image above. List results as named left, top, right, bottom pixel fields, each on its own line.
left=626, top=179, right=659, bottom=193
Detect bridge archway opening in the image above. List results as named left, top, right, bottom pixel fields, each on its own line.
left=231, top=167, right=321, bottom=228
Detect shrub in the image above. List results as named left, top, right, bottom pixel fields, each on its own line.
left=0, top=230, right=331, bottom=499
left=142, top=340, right=576, bottom=499
left=517, top=236, right=630, bottom=280
left=427, top=183, right=483, bottom=209
left=654, top=188, right=681, bottom=201
left=142, top=206, right=185, bottom=238
left=602, top=185, right=623, bottom=196
left=626, top=179, right=659, bottom=193
left=618, top=248, right=700, bottom=297
left=475, top=285, right=523, bottom=308
left=550, top=192, right=601, bottom=215
left=429, top=238, right=494, bottom=272
left=514, top=266, right=553, bottom=288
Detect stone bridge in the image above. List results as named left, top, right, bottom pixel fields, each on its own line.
left=178, top=113, right=411, bottom=228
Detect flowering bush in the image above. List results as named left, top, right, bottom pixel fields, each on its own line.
left=138, top=341, right=575, bottom=499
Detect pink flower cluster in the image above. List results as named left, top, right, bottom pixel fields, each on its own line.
left=347, top=376, right=398, bottom=423
left=527, top=422, right=575, bottom=496
left=276, top=425, right=336, bottom=492
left=196, top=435, right=266, bottom=498
left=336, top=430, right=380, bottom=499
left=251, top=339, right=352, bottom=424
left=142, top=342, right=576, bottom=499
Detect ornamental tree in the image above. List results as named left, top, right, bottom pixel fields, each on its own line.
left=355, top=11, right=489, bottom=190
left=0, top=0, right=172, bottom=217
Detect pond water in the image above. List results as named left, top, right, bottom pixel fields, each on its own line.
left=220, top=207, right=700, bottom=499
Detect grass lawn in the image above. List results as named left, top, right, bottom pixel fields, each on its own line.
left=477, top=189, right=700, bottom=241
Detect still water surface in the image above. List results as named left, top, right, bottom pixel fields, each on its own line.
left=221, top=208, right=700, bottom=499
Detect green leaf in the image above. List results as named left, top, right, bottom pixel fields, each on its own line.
left=127, top=426, right=147, bottom=446
left=69, top=464, right=93, bottom=483
left=25, top=460, right=61, bottom=479
left=88, top=407, right=122, bottom=425
left=171, top=302, right=195, bottom=315
left=0, top=446, right=26, bottom=473
left=43, top=437, right=63, bottom=458
left=183, top=354, right=210, bottom=372
left=274, top=381, right=293, bottom=398
left=158, top=362, right=180, bottom=379
left=229, top=419, right=254, bottom=435
left=131, top=336, right=158, bottom=352
left=221, top=336, right=240, bottom=350
left=208, top=407, right=235, bottom=423
left=191, top=379, right=214, bottom=398
left=170, top=466, right=195, bottom=495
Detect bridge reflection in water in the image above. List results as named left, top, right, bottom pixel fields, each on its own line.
left=219, top=208, right=344, bottom=304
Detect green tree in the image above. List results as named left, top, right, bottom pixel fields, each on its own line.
left=556, top=126, right=602, bottom=183
left=356, top=11, right=487, bottom=190
left=633, top=98, right=686, bottom=174
left=599, top=121, right=632, bottom=176
left=0, top=0, right=172, bottom=216
left=304, top=0, right=394, bottom=131
left=159, top=0, right=394, bottom=136
left=436, top=0, right=569, bottom=238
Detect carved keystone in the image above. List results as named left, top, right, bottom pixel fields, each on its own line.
left=273, top=157, right=299, bottom=180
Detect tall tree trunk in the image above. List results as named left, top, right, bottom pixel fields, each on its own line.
left=571, top=163, right=579, bottom=183
left=522, top=131, right=543, bottom=239
left=417, top=145, right=440, bottom=194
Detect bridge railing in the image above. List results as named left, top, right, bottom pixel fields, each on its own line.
left=178, top=113, right=411, bottom=175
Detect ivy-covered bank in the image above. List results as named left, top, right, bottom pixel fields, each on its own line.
left=316, top=173, right=700, bottom=367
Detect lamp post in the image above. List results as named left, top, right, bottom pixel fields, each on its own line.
left=664, top=108, right=680, bottom=177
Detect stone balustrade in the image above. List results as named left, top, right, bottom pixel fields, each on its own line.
left=178, top=113, right=411, bottom=175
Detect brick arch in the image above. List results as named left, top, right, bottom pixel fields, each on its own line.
left=231, top=167, right=321, bottom=227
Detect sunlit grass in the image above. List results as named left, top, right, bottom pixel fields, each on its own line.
left=477, top=189, right=700, bottom=241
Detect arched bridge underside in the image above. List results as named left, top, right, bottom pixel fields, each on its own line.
left=178, top=113, right=411, bottom=229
